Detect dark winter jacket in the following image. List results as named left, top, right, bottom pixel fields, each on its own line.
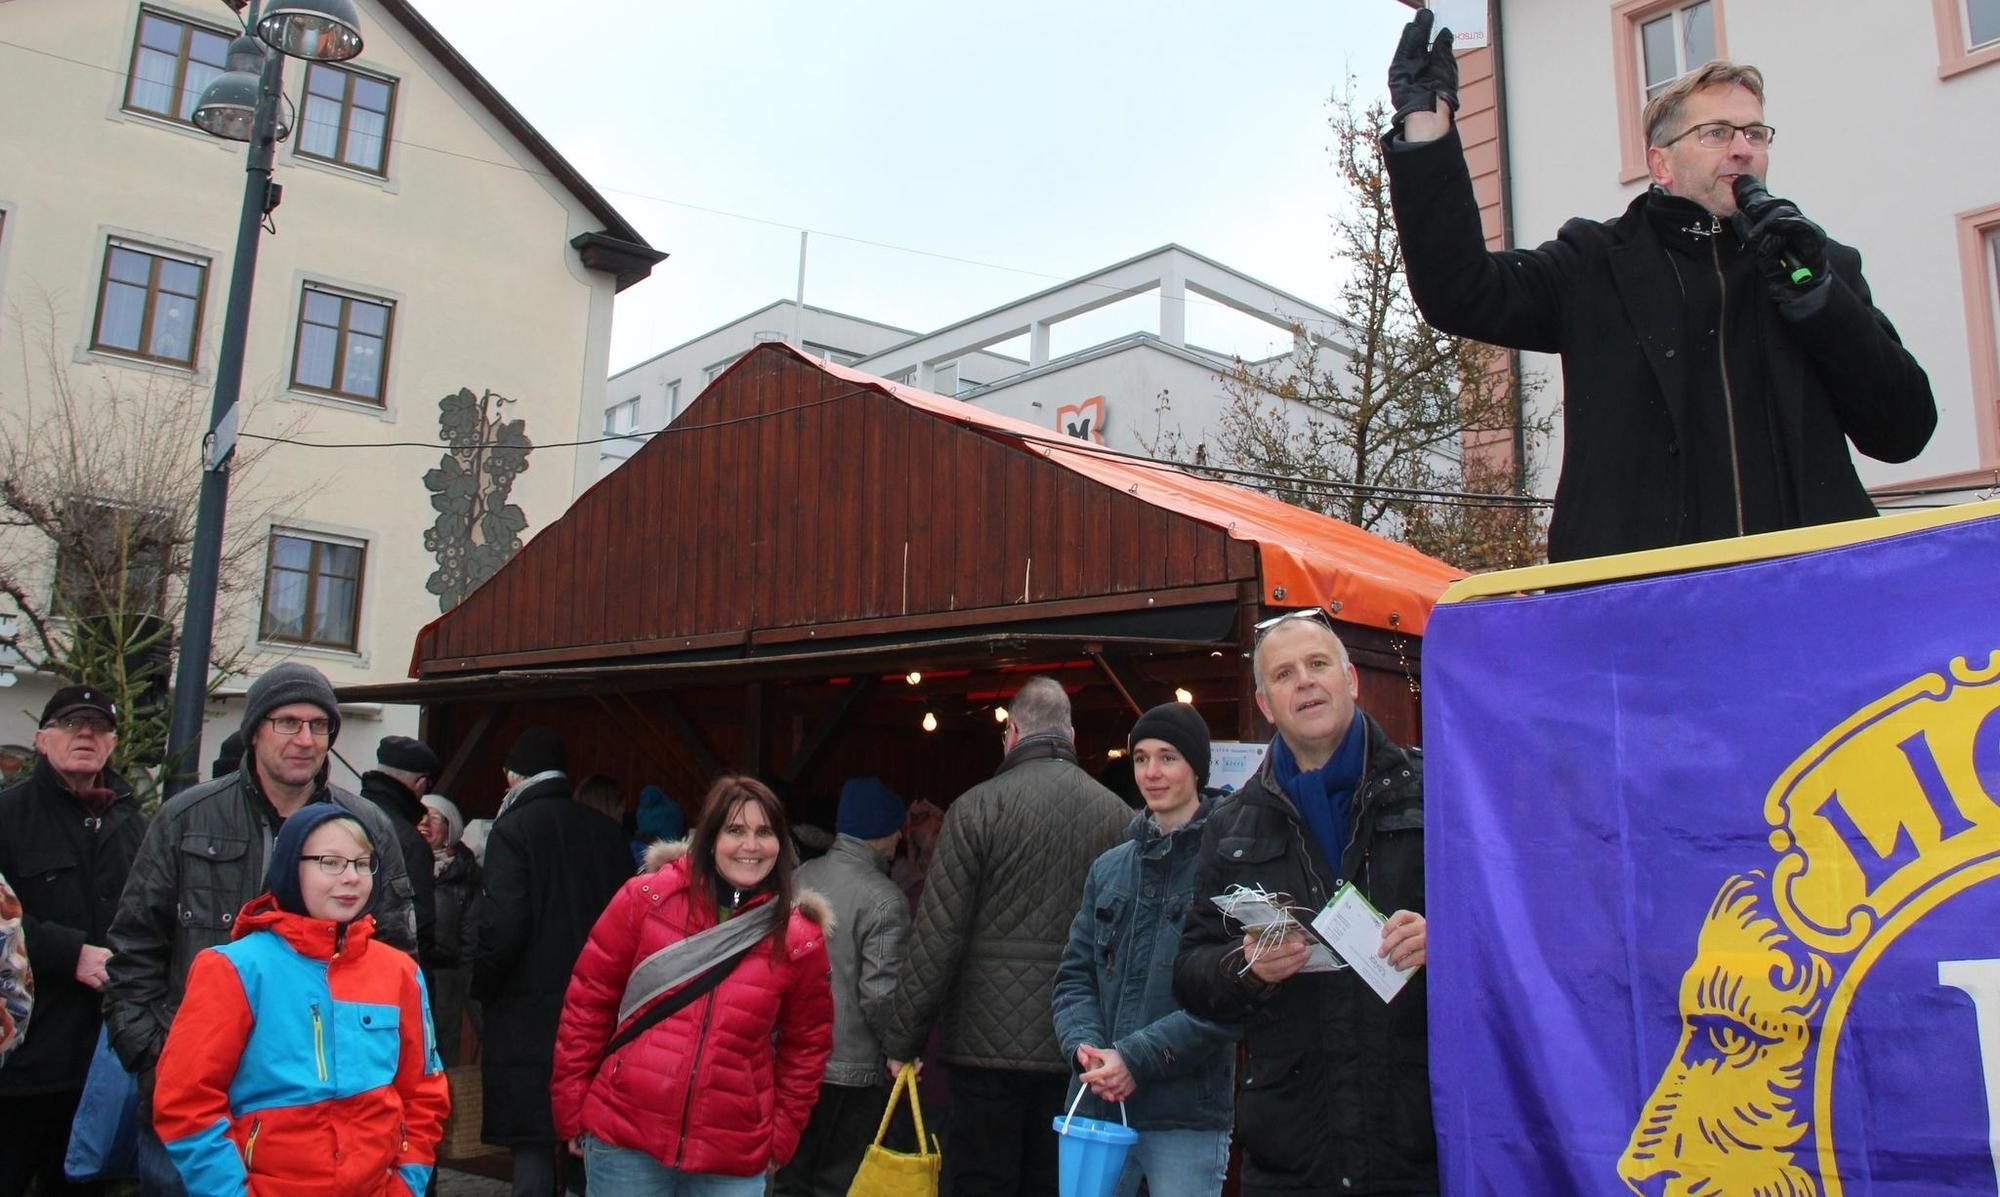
left=0, top=757, right=144, bottom=1093
left=431, top=845, right=480, bottom=969
left=358, top=770, right=437, bottom=971
left=795, top=833, right=910, bottom=1086
left=1385, top=126, right=1936, bottom=563
left=550, top=845, right=834, bottom=1175
left=1052, top=799, right=1236, bottom=1132
left=104, top=767, right=417, bottom=1077
left=1173, top=714, right=1429, bottom=1195
left=881, top=733, right=1131, bottom=1070
left=469, top=774, right=631, bottom=1145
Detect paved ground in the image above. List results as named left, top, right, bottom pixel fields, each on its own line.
left=436, top=1165, right=513, bottom=1195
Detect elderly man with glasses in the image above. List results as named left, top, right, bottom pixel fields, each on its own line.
left=0, top=686, right=146, bottom=1196
left=105, top=663, right=415, bottom=1197
left=1175, top=610, right=1431, bottom=1196
left=1381, top=10, right=1935, bottom=563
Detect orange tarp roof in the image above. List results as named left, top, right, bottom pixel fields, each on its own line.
left=801, top=346, right=1464, bottom=635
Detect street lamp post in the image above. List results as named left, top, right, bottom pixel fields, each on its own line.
left=162, top=0, right=364, bottom=795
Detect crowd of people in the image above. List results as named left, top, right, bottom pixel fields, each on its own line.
left=0, top=13, right=1946, bottom=1195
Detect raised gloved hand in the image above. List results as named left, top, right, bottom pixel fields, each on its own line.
left=1388, top=7, right=1458, bottom=135
left=1731, top=175, right=1829, bottom=312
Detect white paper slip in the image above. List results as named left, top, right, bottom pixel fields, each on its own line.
left=1210, top=889, right=1343, bottom=974
left=1309, top=884, right=1417, bottom=1003
left=1426, top=0, right=1490, bottom=50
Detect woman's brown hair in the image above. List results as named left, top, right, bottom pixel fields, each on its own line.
left=685, top=775, right=796, bottom=959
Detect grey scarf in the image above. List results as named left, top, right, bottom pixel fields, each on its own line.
left=616, top=900, right=781, bottom=1025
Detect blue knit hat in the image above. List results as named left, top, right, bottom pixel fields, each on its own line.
left=266, top=803, right=373, bottom=919
left=635, top=785, right=684, bottom=841
left=836, top=776, right=906, bottom=840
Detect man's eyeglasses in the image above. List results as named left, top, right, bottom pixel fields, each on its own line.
left=266, top=715, right=333, bottom=738
left=49, top=714, right=114, bottom=735
left=1660, top=120, right=1776, bottom=150
left=303, top=854, right=377, bottom=877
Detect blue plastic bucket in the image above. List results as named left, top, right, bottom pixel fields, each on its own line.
left=1052, top=1109, right=1138, bottom=1197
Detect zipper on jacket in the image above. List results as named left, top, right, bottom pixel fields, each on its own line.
left=311, top=1003, right=328, bottom=1082
left=245, top=1118, right=261, bottom=1168
left=672, top=991, right=720, bottom=1168
left=1711, top=217, right=1747, bottom=537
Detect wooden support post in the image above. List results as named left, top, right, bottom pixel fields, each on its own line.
left=433, top=706, right=498, bottom=797
left=657, top=691, right=726, bottom=781
left=1087, top=649, right=1147, bottom=718
left=779, top=675, right=878, bottom=789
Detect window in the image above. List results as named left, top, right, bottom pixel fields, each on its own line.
left=604, top=397, right=640, bottom=438
left=802, top=341, right=864, bottom=366
left=664, top=380, right=681, bottom=419
left=705, top=357, right=737, bottom=384
left=1936, top=0, right=2000, bottom=77
left=290, top=285, right=393, bottom=403
left=124, top=9, right=231, bottom=125
left=297, top=62, right=396, bottom=174
left=91, top=241, right=209, bottom=366
left=1973, top=0, right=2000, bottom=48
left=52, top=500, right=172, bottom=620
left=260, top=530, right=365, bottom=650
left=1639, top=2, right=1715, bottom=100
left=1613, top=0, right=1729, bottom=183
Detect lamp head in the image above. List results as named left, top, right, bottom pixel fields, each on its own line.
left=257, top=0, right=364, bottom=62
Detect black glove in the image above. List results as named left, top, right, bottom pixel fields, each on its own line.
left=1388, top=7, right=1458, bottom=131
left=1731, top=175, right=1829, bottom=311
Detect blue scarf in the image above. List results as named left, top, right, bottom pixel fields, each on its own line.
left=1269, top=715, right=1367, bottom=872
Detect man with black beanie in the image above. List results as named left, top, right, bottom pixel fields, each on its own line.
left=105, top=662, right=416, bottom=1197
left=471, top=726, right=630, bottom=1197
left=358, top=735, right=442, bottom=972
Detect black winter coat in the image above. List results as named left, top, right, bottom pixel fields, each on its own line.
left=0, top=758, right=144, bottom=1094
left=357, top=770, right=437, bottom=970
left=1386, top=127, right=1936, bottom=563
left=104, top=769, right=418, bottom=1077
left=470, top=776, right=631, bottom=1145
left=1174, top=715, right=1430, bottom=1196
left=432, top=844, right=480, bottom=968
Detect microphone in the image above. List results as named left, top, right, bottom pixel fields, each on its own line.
left=1731, top=175, right=1815, bottom=284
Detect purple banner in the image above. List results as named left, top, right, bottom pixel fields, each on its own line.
left=1423, top=511, right=2000, bottom=1195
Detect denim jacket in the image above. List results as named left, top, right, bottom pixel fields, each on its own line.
left=1051, top=798, right=1236, bottom=1131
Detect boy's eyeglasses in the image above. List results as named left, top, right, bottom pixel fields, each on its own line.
left=303, top=854, right=377, bottom=877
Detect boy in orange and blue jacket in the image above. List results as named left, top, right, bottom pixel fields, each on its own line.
left=153, top=802, right=449, bottom=1195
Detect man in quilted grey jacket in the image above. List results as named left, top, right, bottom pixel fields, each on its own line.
left=881, top=676, right=1130, bottom=1196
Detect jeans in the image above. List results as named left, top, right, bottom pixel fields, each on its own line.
left=944, top=1065, right=1067, bottom=1197
left=134, top=1125, right=186, bottom=1197
left=1113, top=1128, right=1231, bottom=1197
left=580, top=1137, right=765, bottom=1196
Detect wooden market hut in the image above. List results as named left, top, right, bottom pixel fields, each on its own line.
left=339, top=344, right=1462, bottom=824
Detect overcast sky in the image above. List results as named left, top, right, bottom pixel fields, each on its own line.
left=411, top=1, right=1415, bottom=371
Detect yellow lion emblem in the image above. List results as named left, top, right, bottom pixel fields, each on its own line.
left=1619, top=872, right=1833, bottom=1197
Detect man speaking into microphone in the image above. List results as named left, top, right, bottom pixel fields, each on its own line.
left=1381, top=9, right=1936, bottom=562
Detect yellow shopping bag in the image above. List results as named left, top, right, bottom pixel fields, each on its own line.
left=847, top=1063, right=940, bottom=1196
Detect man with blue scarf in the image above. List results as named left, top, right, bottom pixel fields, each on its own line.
left=1174, top=612, right=1433, bottom=1196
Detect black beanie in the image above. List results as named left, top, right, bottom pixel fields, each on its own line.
left=376, top=735, right=442, bottom=776
left=265, top=802, right=370, bottom=918
left=1129, top=702, right=1212, bottom=788
left=241, top=663, right=341, bottom=745
left=504, top=726, right=566, bottom=778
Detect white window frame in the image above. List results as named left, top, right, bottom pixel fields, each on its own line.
left=1969, top=0, right=2000, bottom=49
left=1639, top=1, right=1717, bottom=102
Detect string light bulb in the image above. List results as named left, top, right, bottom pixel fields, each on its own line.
left=906, top=671, right=923, bottom=685
left=994, top=707, right=1009, bottom=724
left=921, top=711, right=938, bottom=732
left=1174, top=688, right=1194, bottom=704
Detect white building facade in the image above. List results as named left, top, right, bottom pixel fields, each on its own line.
left=0, top=0, right=661, bottom=783
left=597, top=246, right=1357, bottom=489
